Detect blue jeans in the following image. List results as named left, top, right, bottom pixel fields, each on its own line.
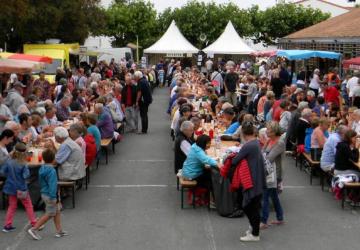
left=261, top=188, right=284, bottom=224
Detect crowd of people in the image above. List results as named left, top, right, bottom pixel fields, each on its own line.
left=169, top=58, right=360, bottom=242
left=0, top=58, right=154, bottom=239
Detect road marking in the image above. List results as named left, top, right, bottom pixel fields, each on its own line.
left=88, top=184, right=315, bottom=189
left=5, top=223, right=29, bottom=250
left=89, top=184, right=169, bottom=188
left=202, top=211, right=217, bottom=250
left=112, top=159, right=173, bottom=163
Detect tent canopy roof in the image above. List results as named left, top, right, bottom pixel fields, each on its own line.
left=144, top=20, right=199, bottom=54
left=276, top=50, right=341, bottom=60
left=343, top=57, right=360, bottom=70
left=203, top=21, right=254, bottom=55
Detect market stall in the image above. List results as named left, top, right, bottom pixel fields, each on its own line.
left=343, top=57, right=360, bottom=70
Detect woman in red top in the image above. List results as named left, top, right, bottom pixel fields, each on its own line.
left=323, top=82, right=340, bottom=106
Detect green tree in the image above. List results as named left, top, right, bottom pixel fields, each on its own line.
left=156, top=1, right=253, bottom=49
left=253, top=3, right=330, bottom=44
left=105, top=0, right=157, bottom=48
left=0, top=0, right=106, bottom=52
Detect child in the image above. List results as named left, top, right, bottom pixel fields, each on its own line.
left=158, top=66, right=165, bottom=87
left=28, top=149, right=68, bottom=240
left=2, top=142, right=37, bottom=233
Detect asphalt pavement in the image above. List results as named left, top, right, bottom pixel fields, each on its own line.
left=1, top=87, right=360, bottom=250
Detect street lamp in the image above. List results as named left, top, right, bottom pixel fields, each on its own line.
left=136, top=35, right=139, bottom=65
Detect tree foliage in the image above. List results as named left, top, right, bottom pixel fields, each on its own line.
left=0, top=0, right=331, bottom=53
left=105, top=0, right=157, bottom=48
left=0, top=0, right=106, bottom=51
left=125, top=0, right=329, bottom=50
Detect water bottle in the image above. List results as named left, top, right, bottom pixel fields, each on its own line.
left=215, top=133, right=221, bottom=150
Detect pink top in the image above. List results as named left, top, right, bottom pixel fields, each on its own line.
left=311, top=127, right=327, bottom=149
left=75, top=137, right=87, bottom=161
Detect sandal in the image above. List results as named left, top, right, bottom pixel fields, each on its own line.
left=260, top=223, right=269, bottom=229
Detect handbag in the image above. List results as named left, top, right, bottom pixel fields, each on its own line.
left=263, top=152, right=276, bottom=185
left=10, top=164, right=28, bottom=200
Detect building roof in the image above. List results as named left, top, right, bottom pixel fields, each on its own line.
left=285, top=8, right=360, bottom=39
left=294, top=0, right=353, bottom=10
left=143, top=20, right=198, bottom=54
left=203, top=21, right=254, bottom=55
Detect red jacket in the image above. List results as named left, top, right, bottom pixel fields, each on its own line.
left=221, top=154, right=253, bottom=192
left=84, top=134, right=97, bottom=166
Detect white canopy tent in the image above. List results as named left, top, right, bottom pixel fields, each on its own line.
left=144, top=20, right=199, bottom=54
left=203, top=21, right=255, bottom=55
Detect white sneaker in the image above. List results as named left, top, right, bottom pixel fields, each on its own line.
left=240, top=233, right=260, bottom=242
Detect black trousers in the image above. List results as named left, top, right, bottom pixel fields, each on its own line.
left=243, top=194, right=262, bottom=236
left=139, top=103, right=149, bottom=133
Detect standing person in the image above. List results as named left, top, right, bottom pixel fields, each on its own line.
left=260, top=122, right=285, bottom=229
left=5, top=81, right=25, bottom=116
left=135, top=71, right=152, bottom=134
left=157, top=65, right=165, bottom=87
left=309, top=69, right=321, bottom=97
left=210, top=66, right=224, bottom=95
left=232, top=122, right=266, bottom=242
left=205, top=58, right=213, bottom=78
left=33, top=71, right=51, bottom=100
left=0, top=94, right=13, bottom=129
left=2, top=143, right=37, bottom=232
left=76, top=68, right=87, bottom=89
left=224, top=62, right=239, bottom=106
left=121, top=73, right=138, bottom=133
left=0, top=129, right=14, bottom=166
left=28, top=149, right=68, bottom=240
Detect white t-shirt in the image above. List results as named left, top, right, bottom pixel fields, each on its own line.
left=346, top=76, right=359, bottom=97
left=205, top=60, right=213, bottom=71
left=309, top=74, right=320, bottom=90
left=259, top=65, right=266, bottom=77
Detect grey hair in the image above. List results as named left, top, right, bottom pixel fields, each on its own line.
left=307, top=90, right=315, bottom=97
left=35, top=107, right=46, bottom=116
left=301, top=108, right=312, bottom=118
left=354, top=109, right=360, bottom=116
left=61, top=95, right=71, bottom=102
left=4, top=121, right=18, bottom=130
left=94, top=103, right=104, bottom=111
left=134, top=71, right=143, bottom=79
left=180, top=121, right=194, bottom=132
left=266, top=121, right=282, bottom=136
left=54, top=127, right=69, bottom=139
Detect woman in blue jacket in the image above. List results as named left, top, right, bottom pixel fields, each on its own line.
left=182, top=135, right=220, bottom=190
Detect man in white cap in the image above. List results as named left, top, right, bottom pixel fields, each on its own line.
left=5, top=81, right=25, bottom=115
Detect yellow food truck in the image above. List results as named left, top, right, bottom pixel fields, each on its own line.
left=23, top=43, right=80, bottom=83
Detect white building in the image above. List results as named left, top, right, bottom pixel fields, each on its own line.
left=293, top=0, right=355, bottom=17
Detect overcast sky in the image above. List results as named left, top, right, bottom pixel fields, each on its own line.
left=101, top=0, right=356, bottom=11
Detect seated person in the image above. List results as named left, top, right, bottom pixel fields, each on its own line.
left=223, top=114, right=255, bottom=142
left=46, top=127, right=85, bottom=181
left=310, top=117, right=329, bottom=153
left=320, top=125, right=348, bottom=172
left=18, top=113, right=35, bottom=143
left=182, top=135, right=220, bottom=191
left=334, top=129, right=360, bottom=177
left=304, top=118, right=319, bottom=153
left=222, top=108, right=239, bottom=135
left=94, top=103, right=114, bottom=139
left=56, top=95, right=80, bottom=122
left=174, top=121, right=194, bottom=174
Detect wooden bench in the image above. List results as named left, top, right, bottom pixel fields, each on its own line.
left=101, top=138, right=113, bottom=165
left=178, top=177, right=197, bottom=209
left=341, top=182, right=360, bottom=209
left=58, top=181, right=76, bottom=208
left=302, top=153, right=320, bottom=185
